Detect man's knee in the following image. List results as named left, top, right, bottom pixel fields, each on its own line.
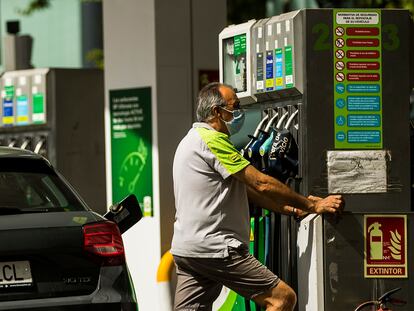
left=280, top=285, right=297, bottom=309
left=254, top=280, right=297, bottom=310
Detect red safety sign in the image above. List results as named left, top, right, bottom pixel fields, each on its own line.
left=346, top=27, right=380, bottom=36
left=364, top=215, right=407, bottom=278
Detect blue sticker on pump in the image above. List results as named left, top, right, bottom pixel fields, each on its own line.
left=2, top=98, right=14, bottom=126
left=275, top=49, right=283, bottom=90
left=265, top=51, right=274, bottom=91
left=17, top=96, right=29, bottom=125
left=3, top=99, right=13, bottom=116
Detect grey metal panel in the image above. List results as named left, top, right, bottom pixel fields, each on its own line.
left=324, top=213, right=414, bottom=310
left=52, top=69, right=106, bottom=214
left=302, top=9, right=334, bottom=199
left=46, top=68, right=57, bottom=166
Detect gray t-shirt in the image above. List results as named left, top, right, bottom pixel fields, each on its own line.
left=171, top=123, right=251, bottom=258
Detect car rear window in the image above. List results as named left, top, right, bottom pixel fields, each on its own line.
left=0, top=157, right=87, bottom=212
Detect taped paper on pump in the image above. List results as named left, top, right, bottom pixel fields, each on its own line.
left=327, top=150, right=387, bottom=193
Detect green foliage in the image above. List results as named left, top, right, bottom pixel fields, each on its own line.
left=17, top=0, right=51, bottom=16
left=86, top=48, right=104, bottom=70
left=17, top=0, right=102, bottom=16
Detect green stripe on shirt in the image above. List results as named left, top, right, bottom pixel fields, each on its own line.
left=196, top=127, right=250, bottom=175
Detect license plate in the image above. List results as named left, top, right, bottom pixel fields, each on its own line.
left=0, top=261, right=32, bottom=289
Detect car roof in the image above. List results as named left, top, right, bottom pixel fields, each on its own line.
left=0, top=147, right=54, bottom=173
left=0, top=146, right=45, bottom=159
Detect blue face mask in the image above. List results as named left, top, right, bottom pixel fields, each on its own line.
left=220, top=107, right=245, bottom=136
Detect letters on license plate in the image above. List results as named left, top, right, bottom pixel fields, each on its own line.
left=0, top=261, right=32, bottom=289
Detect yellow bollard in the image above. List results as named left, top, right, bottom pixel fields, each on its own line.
left=157, top=250, right=174, bottom=311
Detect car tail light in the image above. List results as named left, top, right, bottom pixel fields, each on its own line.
left=83, top=221, right=125, bottom=266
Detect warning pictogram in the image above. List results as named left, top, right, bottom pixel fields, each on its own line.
left=335, top=61, right=345, bottom=71
left=335, top=72, right=345, bottom=82
left=335, top=26, right=345, bottom=36
left=335, top=38, right=345, bottom=48
left=335, top=49, right=345, bottom=59
left=364, top=215, right=407, bottom=278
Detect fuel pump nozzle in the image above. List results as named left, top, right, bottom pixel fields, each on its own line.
left=8, top=138, right=17, bottom=148
left=259, top=110, right=289, bottom=158
left=266, top=109, right=299, bottom=182
left=281, top=110, right=299, bottom=176
left=284, top=109, right=298, bottom=131
left=247, top=110, right=278, bottom=169
left=34, top=137, right=46, bottom=155
left=20, top=137, right=31, bottom=150
left=241, top=113, right=269, bottom=160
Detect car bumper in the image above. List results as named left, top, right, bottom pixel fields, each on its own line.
left=0, top=266, right=138, bottom=310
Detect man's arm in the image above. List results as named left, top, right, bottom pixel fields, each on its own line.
left=246, top=186, right=299, bottom=216
left=234, top=165, right=344, bottom=214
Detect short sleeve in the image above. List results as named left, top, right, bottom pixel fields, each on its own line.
left=196, top=128, right=250, bottom=177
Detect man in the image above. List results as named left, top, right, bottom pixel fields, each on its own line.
left=171, top=82, right=344, bottom=311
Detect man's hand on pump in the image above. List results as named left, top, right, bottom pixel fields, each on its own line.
left=288, top=195, right=344, bottom=220
left=308, top=194, right=344, bottom=215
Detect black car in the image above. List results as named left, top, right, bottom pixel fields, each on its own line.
left=0, top=147, right=140, bottom=310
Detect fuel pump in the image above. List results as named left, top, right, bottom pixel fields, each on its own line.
left=218, top=8, right=413, bottom=311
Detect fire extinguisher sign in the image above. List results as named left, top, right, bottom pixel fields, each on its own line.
left=364, top=215, right=407, bottom=278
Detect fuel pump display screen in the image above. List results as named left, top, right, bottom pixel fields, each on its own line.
left=222, top=34, right=247, bottom=93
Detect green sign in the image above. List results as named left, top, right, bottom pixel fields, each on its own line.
left=333, top=9, right=382, bottom=149
left=4, top=85, right=14, bottom=98
left=234, top=34, right=246, bottom=56
left=32, top=93, right=46, bottom=124
left=284, top=45, right=294, bottom=88
left=110, top=87, right=153, bottom=216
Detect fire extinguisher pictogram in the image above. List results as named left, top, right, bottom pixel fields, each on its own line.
left=368, top=222, right=383, bottom=260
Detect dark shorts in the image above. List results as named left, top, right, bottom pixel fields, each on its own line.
left=173, top=246, right=280, bottom=311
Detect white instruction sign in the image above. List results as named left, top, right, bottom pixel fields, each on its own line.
left=327, top=150, right=387, bottom=193
left=336, top=12, right=379, bottom=25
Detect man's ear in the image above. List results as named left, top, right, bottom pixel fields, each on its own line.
left=212, top=106, right=221, bottom=118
